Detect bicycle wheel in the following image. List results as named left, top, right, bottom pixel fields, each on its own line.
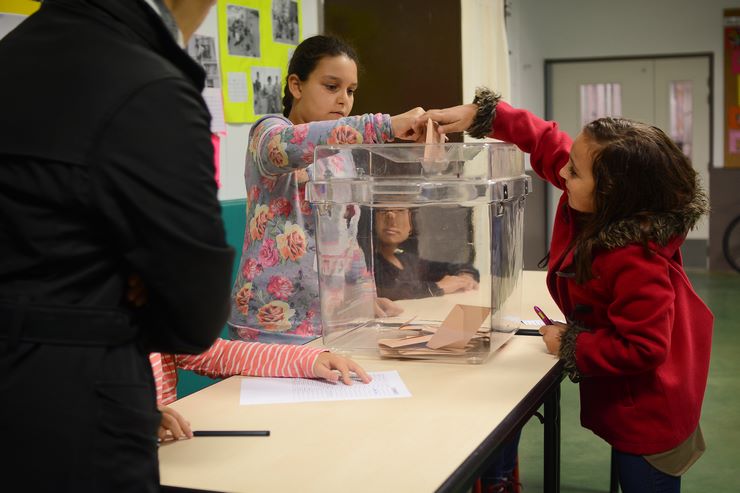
left=722, top=215, right=740, bottom=273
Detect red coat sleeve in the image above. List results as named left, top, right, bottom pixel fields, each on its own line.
left=489, top=101, right=572, bottom=190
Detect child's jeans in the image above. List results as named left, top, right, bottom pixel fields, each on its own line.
left=482, top=431, right=521, bottom=485
left=614, top=449, right=681, bottom=493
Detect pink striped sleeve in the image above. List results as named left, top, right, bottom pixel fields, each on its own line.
left=173, top=338, right=326, bottom=379
left=149, top=353, right=164, bottom=404
left=150, top=352, right=180, bottom=406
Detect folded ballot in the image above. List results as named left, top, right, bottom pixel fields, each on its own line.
left=378, top=304, right=491, bottom=356
left=422, top=118, right=448, bottom=172
left=427, top=304, right=490, bottom=349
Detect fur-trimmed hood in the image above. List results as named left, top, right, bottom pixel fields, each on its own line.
left=592, top=189, right=709, bottom=251
left=559, top=187, right=709, bottom=384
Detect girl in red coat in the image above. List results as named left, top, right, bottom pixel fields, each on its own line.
left=420, top=89, right=713, bottom=493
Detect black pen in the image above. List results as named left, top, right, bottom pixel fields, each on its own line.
left=193, top=430, right=270, bottom=437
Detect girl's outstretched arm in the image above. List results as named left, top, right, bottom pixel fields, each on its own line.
left=489, top=99, right=571, bottom=189
left=418, top=88, right=572, bottom=189
left=249, top=114, right=394, bottom=178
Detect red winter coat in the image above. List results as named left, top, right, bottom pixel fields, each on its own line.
left=490, top=101, right=713, bottom=455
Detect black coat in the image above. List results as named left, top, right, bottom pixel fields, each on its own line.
left=374, top=251, right=479, bottom=300
left=0, top=0, right=233, bottom=490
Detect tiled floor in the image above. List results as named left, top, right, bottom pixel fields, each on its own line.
left=517, top=271, right=740, bottom=493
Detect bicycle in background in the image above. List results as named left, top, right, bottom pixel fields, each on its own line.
left=722, top=214, right=740, bottom=273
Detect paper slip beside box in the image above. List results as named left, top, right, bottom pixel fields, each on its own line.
left=378, top=304, right=491, bottom=357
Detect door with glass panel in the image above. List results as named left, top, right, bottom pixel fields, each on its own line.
left=653, top=57, right=711, bottom=245
left=546, top=56, right=711, bottom=266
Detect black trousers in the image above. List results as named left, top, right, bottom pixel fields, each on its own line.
left=1, top=339, right=160, bottom=492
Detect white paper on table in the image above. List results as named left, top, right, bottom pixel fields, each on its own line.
left=239, top=370, right=411, bottom=405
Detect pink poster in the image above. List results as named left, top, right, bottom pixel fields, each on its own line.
left=211, top=132, right=224, bottom=188
left=728, top=129, right=740, bottom=154
left=733, top=50, right=740, bottom=75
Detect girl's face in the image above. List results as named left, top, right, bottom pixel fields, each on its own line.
left=374, top=209, right=412, bottom=247
left=559, top=132, right=596, bottom=213
left=288, top=55, right=358, bottom=124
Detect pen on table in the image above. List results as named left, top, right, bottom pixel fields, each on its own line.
left=534, top=305, right=554, bottom=325
left=193, top=430, right=270, bottom=437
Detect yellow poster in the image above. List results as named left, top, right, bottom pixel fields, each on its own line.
left=0, top=0, right=39, bottom=40
left=217, top=0, right=301, bottom=123
left=1, top=0, right=40, bottom=15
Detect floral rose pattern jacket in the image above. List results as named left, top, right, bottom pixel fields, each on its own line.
left=228, top=114, right=394, bottom=344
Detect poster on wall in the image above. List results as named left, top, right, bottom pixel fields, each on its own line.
left=217, top=0, right=301, bottom=123
left=724, top=9, right=740, bottom=167
left=0, top=0, right=40, bottom=40
left=186, top=33, right=227, bottom=133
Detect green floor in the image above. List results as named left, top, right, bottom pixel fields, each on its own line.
left=517, top=271, right=740, bottom=492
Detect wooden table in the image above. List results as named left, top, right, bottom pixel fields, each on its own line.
left=159, top=271, right=564, bottom=493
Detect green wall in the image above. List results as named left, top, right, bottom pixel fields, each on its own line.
left=175, top=199, right=247, bottom=399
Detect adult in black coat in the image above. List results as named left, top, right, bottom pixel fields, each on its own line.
left=0, top=0, right=233, bottom=490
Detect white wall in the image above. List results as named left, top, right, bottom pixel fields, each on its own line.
left=507, top=0, right=739, bottom=168
left=199, top=0, right=321, bottom=201
left=209, top=0, right=738, bottom=199
left=461, top=0, right=511, bottom=104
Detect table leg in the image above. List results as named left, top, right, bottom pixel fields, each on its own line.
left=543, top=383, right=561, bottom=493
left=610, top=448, right=620, bottom=493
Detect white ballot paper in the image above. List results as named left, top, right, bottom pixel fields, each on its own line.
left=239, top=370, right=411, bottom=405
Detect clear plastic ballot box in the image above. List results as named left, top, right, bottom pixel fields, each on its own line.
left=306, top=143, right=530, bottom=363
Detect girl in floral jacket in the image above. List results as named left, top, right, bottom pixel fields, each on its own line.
left=229, top=35, right=422, bottom=344
left=421, top=90, right=713, bottom=492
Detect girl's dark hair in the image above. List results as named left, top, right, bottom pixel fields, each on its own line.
left=282, top=35, right=359, bottom=118
left=571, top=117, right=699, bottom=283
